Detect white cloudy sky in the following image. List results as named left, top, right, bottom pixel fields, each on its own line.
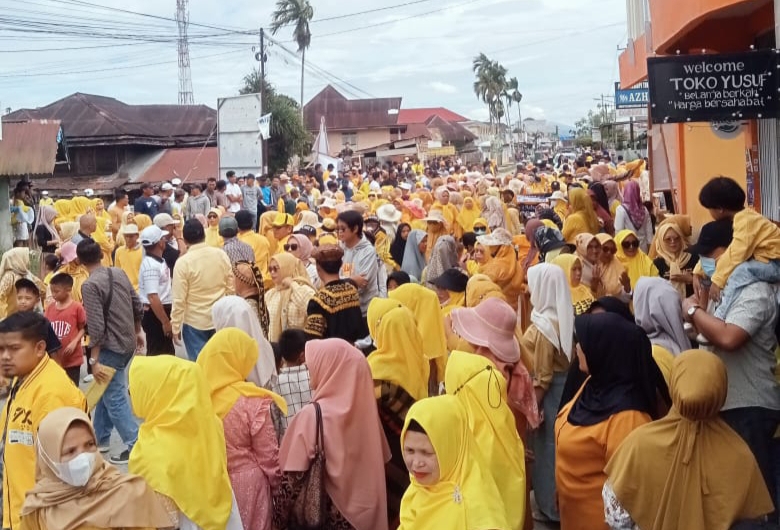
left=0, top=0, right=627, bottom=126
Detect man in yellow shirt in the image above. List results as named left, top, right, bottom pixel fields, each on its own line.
left=114, top=224, right=143, bottom=291
left=0, top=312, right=86, bottom=530
left=271, top=213, right=295, bottom=254
left=236, top=210, right=271, bottom=275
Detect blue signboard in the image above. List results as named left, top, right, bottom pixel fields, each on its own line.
left=615, top=81, right=649, bottom=109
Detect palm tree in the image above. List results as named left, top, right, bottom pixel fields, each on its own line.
left=472, top=54, right=508, bottom=136
left=270, top=0, right=314, bottom=117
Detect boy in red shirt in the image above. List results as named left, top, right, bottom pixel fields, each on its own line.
left=44, top=273, right=87, bottom=385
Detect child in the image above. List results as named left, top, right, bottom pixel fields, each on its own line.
left=276, top=328, right=312, bottom=428
left=698, top=176, right=780, bottom=302
left=44, top=273, right=87, bottom=386
left=14, top=278, right=61, bottom=358
left=0, top=312, right=86, bottom=530
left=41, top=253, right=60, bottom=287
left=399, top=395, right=510, bottom=530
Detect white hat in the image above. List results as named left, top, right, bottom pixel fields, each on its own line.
left=422, top=209, right=446, bottom=224
left=123, top=224, right=140, bottom=235
left=161, top=182, right=174, bottom=191
left=319, top=198, right=338, bottom=210
left=41, top=190, right=49, bottom=196
left=376, top=204, right=402, bottom=224
left=84, top=188, right=94, bottom=197
left=140, top=225, right=168, bottom=246
left=153, top=213, right=180, bottom=229
left=171, top=178, right=182, bottom=186
left=399, top=182, right=412, bottom=191
left=551, top=190, right=568, bottom=202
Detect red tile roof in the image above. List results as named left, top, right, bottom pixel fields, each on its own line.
left=303, top=85, right=402, bottom=131
left=397, top=108, right=468, bottom=124
left=139, top=147, right=217, bottom=183
left=0, top=119, right=61, bottom=177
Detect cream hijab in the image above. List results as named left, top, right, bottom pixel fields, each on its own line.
left=212, top=296, right=277, bottom=389
left=527, top=263, right=574, bottom=360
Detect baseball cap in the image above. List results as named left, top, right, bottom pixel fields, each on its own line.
left=153, top=213, right=180, bottom=229
left=295, top=225, right=317, bottom=238
left=218, top=216, right=239, bottom=238
left=161, top=183, right=174, bottom=191
left=84, top=189, right=94, bottom=197
left=171, top=178, right=182, bottom=186
left=123, top=224, right=140, bottom=235
left=140, top=225, right=168, bottom=246
left=688, top=219, right=734, bottom=256
left=272, top=213, right=294, bottom=227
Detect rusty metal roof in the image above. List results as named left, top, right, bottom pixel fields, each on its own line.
left=32, top=175, right=128, bottom=196
left=0, top=119, right=61, bottom=177
left=5, top=93, right=216, bottom=148
left=138, top=147, right=217, bottom=183
left=398, top=108, right=468, bottom=124
left=425, top=115, right=477, bottom=144
left=303, top=85, right=401, bottom=131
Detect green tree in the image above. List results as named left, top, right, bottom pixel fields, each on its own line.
left=472, top=53, right=508, bottom=134
left=270, top=0, right=314, bottom=116
left=240, top=71, right=311, bottom=174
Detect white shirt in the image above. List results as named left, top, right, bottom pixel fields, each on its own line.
left=225, top=183, right=242, bottom=213
left=138, top=254, right=172, bottom=305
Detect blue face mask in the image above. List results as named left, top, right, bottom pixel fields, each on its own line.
left=700, top=256, right=717, bottom=278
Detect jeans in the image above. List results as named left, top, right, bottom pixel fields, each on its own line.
left=532, top=371, right=566, bottom=522
left=722, top=407, right=780, bottom=519
left=182, top=324, right=215, bottom=361
left=94, top=349, right=138, bottom=450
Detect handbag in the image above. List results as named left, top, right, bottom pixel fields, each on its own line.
left=290, top=402, right=327, bottom=530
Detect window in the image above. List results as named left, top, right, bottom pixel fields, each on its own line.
left=341, top=132, right=357, bottom=148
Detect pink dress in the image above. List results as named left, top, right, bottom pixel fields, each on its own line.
left=223, top=395, right=281, bottom=530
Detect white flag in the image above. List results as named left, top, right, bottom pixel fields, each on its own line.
left=257, top=113, right=272, bottom=139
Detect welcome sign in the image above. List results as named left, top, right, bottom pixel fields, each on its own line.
left=647, top=49, right=780, bottom=124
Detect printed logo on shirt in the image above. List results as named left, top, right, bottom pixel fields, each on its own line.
left=50, top=320, right=72, bottom=340
left=8, top=429, right=33, bottom=446
left=341, top=262, right=354, bottom=278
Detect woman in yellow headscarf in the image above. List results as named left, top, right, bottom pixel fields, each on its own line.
left=69, top=195, right=93, bottom=218
left=455, top=196, right=480, bottom=237
left=614, top=229, right=658, bottom=290
left=552, top=254, right=596, bottom=315
left=205, top=208, right=224, bottom=248
left=562, top=188, right=600, bottom=243
left=389, top=283, right=448, bottom=390
left=651, top=222, right=697, bottom=298
left=399, top=395, right=510, bottom=530
left=90, top=198, right=115, bottom=266
left=53, top=199, right=74, bottom=224
left=604, top=350, right=773, bottom=530
left=594, top=234, right=632, bottom=299
left=367, top=297, right=429, bottom=520
left=259, top=210, right=279, bottom=255
left=445, top=350, right=526, bottom=529
left=133, top=213, right=152, bottom=232
left=264, top=252, right=314, bottom=342
left=128, top=355, right=241, bottom=530
left=477, top=229, right=524, bottom=311
left=196, top=328, right=287, bottom=530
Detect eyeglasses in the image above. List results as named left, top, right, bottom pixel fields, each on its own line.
left=268, top=265, right=280, bottom=273
left=283, top=244, right=299, bottom=251
left=621, top=240, right=640, bottom=250
left=336, top=226, right=348, bottom=233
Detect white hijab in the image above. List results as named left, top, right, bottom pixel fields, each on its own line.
left=633, top=277, right=690, bottom=355
left=527, top=263, right=574, bottom=360
left=212, top=296, right=277, bottom=389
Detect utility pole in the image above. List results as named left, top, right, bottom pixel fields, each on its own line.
left=256, top=28, right=268, bottom=175
left=175, top=0, right=194, bottom=105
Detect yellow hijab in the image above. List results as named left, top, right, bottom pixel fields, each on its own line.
left=594, top=233, right=628, bottom=297
left=399, top=395, right=510, bottom=530
left=441, top=290, right=466, bottom=317
left=53, top=199, right=73, bottom=222
left=128, top=356, right=233, bottom=530
left=367, top=298, right=429, bottom=401
left=568, top=188, right=600, bottom=234
left=444, top=351, right=525, bottom=529
left=615, top=229, right=658, bottom=289
left=134, top=214, right=152, bottom=231
left=552, top=254, right=595, bottom=315
left=388, top=284, right=447, bottom=361
left=456, top=197, right=480, bottom=235
left=653, top=223, right=692, bottom=299
left=70, top=196, right=92, bottom=217
left=205, top=208, right=224, bottom=248
left=465, top=274, right=507, bottom=306
left=605, top=350, right=773, bottom=530
left=196, top=328, right=287, bottom=417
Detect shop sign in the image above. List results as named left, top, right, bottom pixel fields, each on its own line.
left=647, top=49, right=780, bottom=124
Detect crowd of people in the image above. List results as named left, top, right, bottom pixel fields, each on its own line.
left=1, top=153, right=780, bottom=530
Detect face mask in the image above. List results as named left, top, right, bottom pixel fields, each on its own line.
left=39, top=443, right=97, bottom=487
left=700, top=256, right=717, bottom=278
left=474, top=228, right=487, bottom=236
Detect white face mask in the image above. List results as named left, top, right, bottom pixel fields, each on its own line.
left=39, top=443, right=97, bottom=487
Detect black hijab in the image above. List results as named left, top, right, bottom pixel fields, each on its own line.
left=589, top=182, right=610, bottom=213
left=390, top=223, right=411, bottom=265
left=566, top=312, right=670, bottom=426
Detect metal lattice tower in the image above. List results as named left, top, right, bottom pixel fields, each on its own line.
left=175, top=0, right=194, bottom=105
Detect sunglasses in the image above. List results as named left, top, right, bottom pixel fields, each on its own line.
left=283, top=244, right=299, bottom=251
left=268, top=265, right=280, bottom=273
left=621, top=240, right=640, bottom=250
left=207, top=215, right=218, bottom=219
left=602, top=246, right=617, bottom=254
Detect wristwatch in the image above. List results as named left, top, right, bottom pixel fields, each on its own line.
left=88, top=357, right=97, bottom=366
left=687, top=305, right=701, bottom=318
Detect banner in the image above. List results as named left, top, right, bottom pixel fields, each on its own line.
left=257, top=113, right=272, bottom=139
left=647, top=49, right=780, bottom=124
left=615, top=81, right=648, bottom=109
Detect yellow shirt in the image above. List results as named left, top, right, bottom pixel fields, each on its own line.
left=1, top=356, right=86, bottom=529
left=237, top=230, right=271, bottom=275
left=114, top=245, right=143, bottom=292
left=170, top=243, right=234, bottom=335
left=712, top=208, right=780, bottom=288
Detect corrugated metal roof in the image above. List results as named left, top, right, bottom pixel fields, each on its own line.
left=33, top=175, right=128, bottom=196
left=138, top=147, right=217, bottom=183
left=303, top=85, right=401, bottom=131
left=5, top=93, right=216, bottom=147
left=0, top=119, right=61, bottom=177
left=425, top=115, right=477, bottom=144
left=398, top=108, right=468, bottom=124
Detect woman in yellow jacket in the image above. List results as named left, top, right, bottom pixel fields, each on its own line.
left=561, top=188, right=600, bottom=244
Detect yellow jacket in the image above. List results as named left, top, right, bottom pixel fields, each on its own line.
left=114, top=245, right=143, bottom=292
left=2, top=356, right=86, bottom=529
left=712, top=209, right=780, bottom=288
left=237, top=231, right=271, bottom=275
left=374, top=230, right=399, bottom=271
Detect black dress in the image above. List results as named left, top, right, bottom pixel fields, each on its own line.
left=653, top=253, right=699, bottom=298
left=35, top=225, right=58, bottom=254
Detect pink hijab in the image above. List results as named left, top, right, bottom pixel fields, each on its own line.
left=622, top=180, right=647, bottom=228
left=279, top=339, right=390, bottom=530
left=288, top=233, right=313, bottom=260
